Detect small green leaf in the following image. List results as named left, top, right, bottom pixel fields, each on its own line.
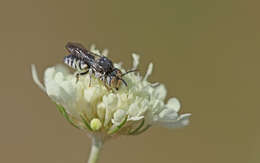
left=80, top=114, right=93, bottom=131
left=107, top=117, right=127, bottom=135
left=128, top=118, right=145, bottom=135
left=55, top=104, right=80, bottom=129
left=132, top=124, right=151, bottom=135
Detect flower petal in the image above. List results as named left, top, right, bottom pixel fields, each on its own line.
left=153, top=84, right=167, bottom=101
left=143, top=63, right=153, bottom=81
left=166, top=98, right=181, bottom=112
left=128, top=116, right=144, bottom=121
left=44, top=66, right=78, bottom=116
left=90, top=44, right=102, bottom=56
left=156, top=113, right=191, bottom=129
left=103, top=94, right=118, bottom=126
left=102, top=48, right=109, bottom=57
left=158, top=108, right=178, bottom=121
left=132, top=53, right=140, bottom=70
left=31, top=64, right=46, bottom=92
left=112, top=109, right=126, bottom=125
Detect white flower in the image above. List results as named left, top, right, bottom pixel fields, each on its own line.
left=31, top=46, right=191, bottom=140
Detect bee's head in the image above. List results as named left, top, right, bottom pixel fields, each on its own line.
left=110, top=68, right=122, bottom=78
left=109, top=68, right=137, bottom=90
left=108, top=68, right=123, bottom=90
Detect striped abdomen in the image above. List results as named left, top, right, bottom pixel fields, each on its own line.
left=64, top=54, right=88, bottom=71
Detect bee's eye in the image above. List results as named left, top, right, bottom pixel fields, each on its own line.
left=111, top=71, right=117, bottom=76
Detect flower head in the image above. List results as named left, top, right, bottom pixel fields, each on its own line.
left=32, top=45, right=191, bottom=141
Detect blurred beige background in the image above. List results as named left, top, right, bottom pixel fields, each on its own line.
left=0, top=0, right=259, bottom=162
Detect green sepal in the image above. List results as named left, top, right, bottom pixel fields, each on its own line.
left=128, top=118, right=145, bottom=135
left=107, top=117, right=127, bottom=135
left=55, top=104, right=80, bottom=129
left=132, top=124, right=151, bottom=135
left=80, top=114, right=93, bottom=131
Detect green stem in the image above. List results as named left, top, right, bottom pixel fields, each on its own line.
left=88, top=136, right=103, bottom=163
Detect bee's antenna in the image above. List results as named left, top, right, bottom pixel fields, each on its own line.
left=122, top=69, right=138, bottom=77
left=119, top=78, right=128, bottom=86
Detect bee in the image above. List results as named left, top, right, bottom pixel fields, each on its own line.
left=64, top=42, right=136, bottom=90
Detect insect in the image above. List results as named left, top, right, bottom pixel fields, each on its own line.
left=64, top=42, right=136, bottom=90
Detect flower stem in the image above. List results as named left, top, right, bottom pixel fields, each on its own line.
left=88, top=136, right=103, bottom=163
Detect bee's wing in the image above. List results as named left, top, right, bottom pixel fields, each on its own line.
left=66, top=42, right=96, bottom=61
left=66, top=42, right=102, bottom=58
left=90, top=51, right=102, bottom=57
left=65, top=42, right=87, bottom=53
left=91, top=61, right=105, bottom=72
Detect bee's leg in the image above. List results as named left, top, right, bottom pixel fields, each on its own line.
left=76, top=73, right=80, bottom=83
left=75, top=70, right=89, bottom=83
left=79, top=71, right=89, bottom=76
left=89, top=75, right=92, bottom=87
left=116, top=81, right=121, bottom=91
left=103, top=79, right=108, bottom=89
left=104, top=77, right=113, bottom=91
left=104, top=81, right=111, bottom=91
left=88, top=70, right=93, bottom=87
